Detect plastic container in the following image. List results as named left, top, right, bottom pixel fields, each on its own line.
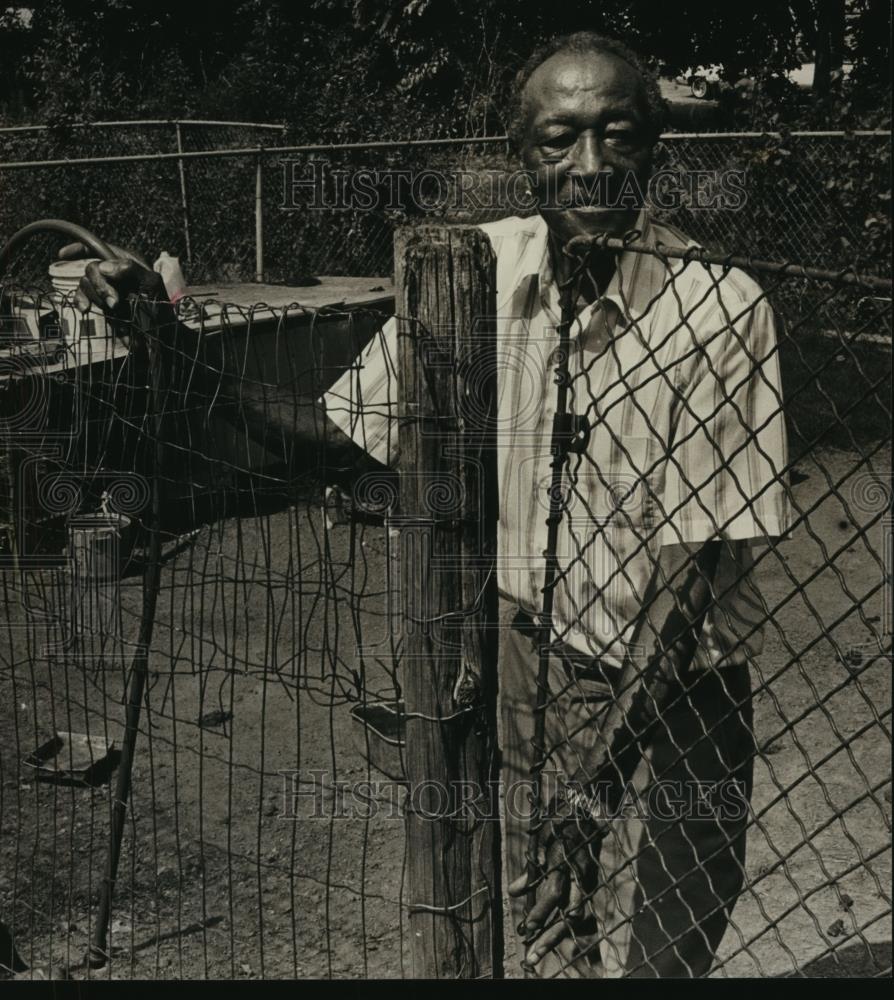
left=48, top=258, right=109, bottom=345
left=153, top=251, right=187, bottom=303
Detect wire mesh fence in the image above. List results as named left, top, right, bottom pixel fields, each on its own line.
left=0, top=210, right=891, bottom=978
left=1, top=124, right=890, bottom=286
left=0, top=280, right=410, bottom=978
left=489, top=229, right=892, bottom=979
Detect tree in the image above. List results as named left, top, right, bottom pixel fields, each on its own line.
left=0, top=0, right=888, bottom=134
left=791, top=0, right=847, bottom=94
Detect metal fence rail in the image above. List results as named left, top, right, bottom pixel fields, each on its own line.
left=0, top=222, right=891, bottom=978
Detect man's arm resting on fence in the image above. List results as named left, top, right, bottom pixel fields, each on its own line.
left=511, top=539, right=722, bottom=967
left=238, top=390, right=394, bottom=488
left=68, top=246, right=393, bottom=487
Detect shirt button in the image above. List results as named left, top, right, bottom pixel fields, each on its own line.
left=546, top=347, right=565, bottom=367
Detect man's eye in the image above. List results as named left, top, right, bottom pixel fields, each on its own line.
left=541, top=133, right=574, bottom=151
left=606, top=130, right=637, bottom=147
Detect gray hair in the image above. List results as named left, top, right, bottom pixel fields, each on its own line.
left=507, top=32, right=667, bottom=148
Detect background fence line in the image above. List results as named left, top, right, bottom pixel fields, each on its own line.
left=0, top=125, right=890, bottom=287
left=1, top=119, right=888, bottom=139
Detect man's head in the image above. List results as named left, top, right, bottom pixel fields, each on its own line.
left=509, top=33, right=665, bottom=246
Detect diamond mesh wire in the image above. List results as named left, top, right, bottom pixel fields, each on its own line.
left=501, top=237, right=891, bottom=978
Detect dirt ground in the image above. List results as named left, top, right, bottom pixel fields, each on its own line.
left=1, top=444, right=890, bottom=980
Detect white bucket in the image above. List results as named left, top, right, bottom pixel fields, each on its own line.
left=48, top=259, right=110, bottom=345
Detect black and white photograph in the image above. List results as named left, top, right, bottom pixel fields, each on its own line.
left=0, top=0, right=891, bottom=981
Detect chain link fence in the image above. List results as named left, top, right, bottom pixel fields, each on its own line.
left=503, top=236, right=892, bottom=978
left=1, top=123, right=890, bottom=285
left=318, top=224, right=891, bottom=977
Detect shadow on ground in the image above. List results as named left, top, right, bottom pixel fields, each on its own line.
left=789, top=940, right=891, bottom=977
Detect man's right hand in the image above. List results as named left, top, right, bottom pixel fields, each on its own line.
left=508, top=794, right=605, bottom=972
left=57, top=242, right=167, bottom=314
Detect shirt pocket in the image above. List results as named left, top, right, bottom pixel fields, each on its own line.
left=577, top=433, right=660, bottom=533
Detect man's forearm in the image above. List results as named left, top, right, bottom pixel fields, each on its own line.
left=237, top=388, right=392, bottom=488
left=567, top=540, right=722, bottom=799
left=151, top=303, right=391, bottom=491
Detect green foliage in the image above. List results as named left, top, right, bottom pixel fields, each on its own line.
left=2, top=1, right=889, bottom=137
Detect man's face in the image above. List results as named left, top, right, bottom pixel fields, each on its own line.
left=519, top=49, right=655, bottom=247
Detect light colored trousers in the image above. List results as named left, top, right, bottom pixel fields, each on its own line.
left=497, top=600, right=755, bottom=978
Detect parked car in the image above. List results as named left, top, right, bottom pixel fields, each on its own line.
left=678, top=61, right=854, bottom=99
left=676, top=64, right=723, bottom=99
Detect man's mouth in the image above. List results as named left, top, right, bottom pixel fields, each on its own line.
left=547, top=190, right=630, bottom=212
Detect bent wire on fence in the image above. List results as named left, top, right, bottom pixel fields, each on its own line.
left=0, top=286, right=412, bottom=978
left=0, top=226, right=891, bottom=979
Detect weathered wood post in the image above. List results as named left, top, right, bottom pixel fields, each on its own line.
left=395, top=225, right=502, bottom=978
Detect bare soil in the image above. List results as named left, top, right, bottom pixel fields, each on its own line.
left=1, top=446, right=890, bottom=980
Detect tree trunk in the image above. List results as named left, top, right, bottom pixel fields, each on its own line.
left=813, top=0, right=846, bottom=95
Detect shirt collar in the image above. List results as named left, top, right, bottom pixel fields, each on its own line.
left=515, top=209, right=665, bottom=333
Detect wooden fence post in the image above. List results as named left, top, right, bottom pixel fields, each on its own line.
left=395, top=224, right=502, bottom=979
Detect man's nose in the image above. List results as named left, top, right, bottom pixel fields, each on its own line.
left=567, top=133, right=609, bottom=178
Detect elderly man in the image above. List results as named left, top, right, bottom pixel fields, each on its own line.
left=72, top=31, right=790, bottom=979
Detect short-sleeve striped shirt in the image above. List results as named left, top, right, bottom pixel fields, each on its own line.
left=323, top=212, right=793, bottom=668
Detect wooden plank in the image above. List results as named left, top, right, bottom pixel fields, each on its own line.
left=185, top=276, right=394, bottom=311
left=395, top=224, right=502, bottom=979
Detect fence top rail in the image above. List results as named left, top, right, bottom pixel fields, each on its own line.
left=1, top=128, right=890, bottom=172
left=0, top=137, right=502, bottom=170
left=565, top=233, right=894, bottom=292
left=0, top=118, right=890, bottom=140
left=0, top=119, right=291, bottom=134
left=0, top=120, right=890, bottom=153
left=659, top=129, right=891, bottom=139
